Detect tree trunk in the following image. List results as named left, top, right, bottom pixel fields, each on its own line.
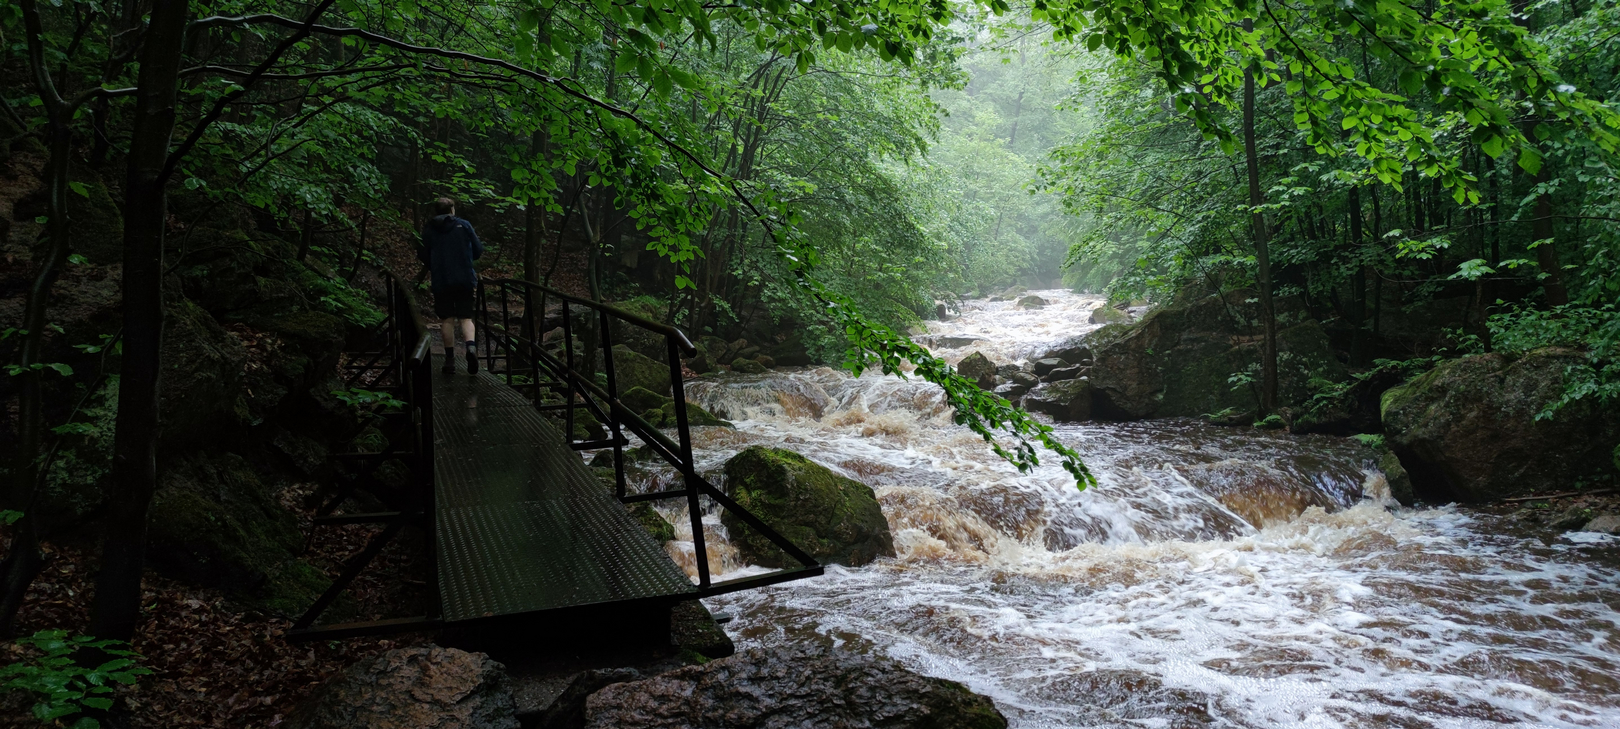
left=1241, top=45, right=1278, bottom=416
left=1529, top=165, right=1568, bottom=306
left=1347, top=185, right=1368, bottom=366
left=90, top=0, right=189, bottom=643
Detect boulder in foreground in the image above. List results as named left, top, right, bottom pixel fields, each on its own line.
left=720, top=446, right=894, bottom=567
left=1381, top=348, right=1620, bottom=502
left=286, top=646, right=518, bottom=729
left=582, top=645, right=1008, bottom=729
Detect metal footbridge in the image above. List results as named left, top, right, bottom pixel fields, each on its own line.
left=288, top=273, right=821, bottom=640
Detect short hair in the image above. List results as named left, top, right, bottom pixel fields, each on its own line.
left=433, top=197, right=455, bottom=215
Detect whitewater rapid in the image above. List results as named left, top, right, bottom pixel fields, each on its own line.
left=640, top=290, right=1620, bottom=728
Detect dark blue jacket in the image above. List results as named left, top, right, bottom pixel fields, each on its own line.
left=417, top=214, right=483, bottom=291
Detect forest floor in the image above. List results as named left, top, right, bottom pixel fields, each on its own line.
left=1, top=483, right=429, bottom=728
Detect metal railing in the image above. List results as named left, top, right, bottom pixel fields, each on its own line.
left=290, top=271, right=438, bottom=640
left=475, top=278, right=821, bottom=594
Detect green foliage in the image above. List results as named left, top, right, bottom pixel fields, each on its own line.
left=299, top=269, right=384, bottom=329
left=1486, top=303, right=1620, bottom=418
left=0, top=510, right=22, bottom=525
left=330, top=387, right=406, bottom=411
left=0, top=630, right=153, bottom=728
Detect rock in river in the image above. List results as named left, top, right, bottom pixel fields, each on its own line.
left=1024, top=379, right=1093, bottom=422
left=1382, top=347, right=1620, bottom=502
left=956, top=351, right=998, bottom=390
left=720, top=446, right=894, bottom=567
left=580, top=645, right=1008, bottom=729
left=286, top=646, right=518, bottom=729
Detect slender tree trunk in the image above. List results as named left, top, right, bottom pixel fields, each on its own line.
left=1347, top=185, right=1368, bottom=366
left=1241, top=45, right=1278, bottom=416
left=1529, top=165, right=1568, bottom=306
left=1, top=0, right=85, bottom=636
left=90, top=0, right=189, bottom=643
left=296, top=209, right=314, bottom=262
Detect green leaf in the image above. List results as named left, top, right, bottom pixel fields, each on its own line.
left=67, top=181, right=90, bottom=198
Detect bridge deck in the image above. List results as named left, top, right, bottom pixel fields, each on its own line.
left=431, top=350, right=697, bottom=623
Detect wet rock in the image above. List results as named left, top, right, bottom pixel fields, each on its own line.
left=1550, top=505, right=1597, bottom=531
left=580, top=644, right=1007, bottom=729
left=717, top=338, right=748, bottom=365
left=1381, top=348, right=1620, bottom=502
left=934, top=301, right=952, bottom=320
left=286, top=646, right=518, bottom=729
left=957, top=351, right=997, bottom=390
left=1089, top=305, right=1131, bottom=325
left=993, top=382, right=1028, bottom=401
left=1031, top=357, right=1069, bottom=376
left=1042, top=364, right=1086, bottom=383
left=1033, top=668, right=1218, bottom=729
left=995, top=363, right=1022, bottom=379
left=933, top=335, right=985, bottom=349
left=1376, top=447, right=1416, bottom=506
left=1582, top=514, right=1620, bottom=534
left=611, top=344, right=671, bottom=395
left=729, top=357, right=768, bottom=374
left=1015, top=294, right=1047, bottom=309
left=753, top=353, right=776, bottom=369
left=720, top=446, right=894, bottom=568
left=1086, top=289, right=1348, bottom=420
left=685, top=351, right=714, bottom=374
left=1040, top=335, right=1092, bottom=366
left=1024, top=379, right=1093, bottom=422
left=1010, top=371, right=1040, bottom=387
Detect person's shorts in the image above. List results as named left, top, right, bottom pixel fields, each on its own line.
left=433, top=285, right=476, bottom=319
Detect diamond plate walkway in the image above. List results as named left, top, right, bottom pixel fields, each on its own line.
left=431, top=349, right=697, bottom=623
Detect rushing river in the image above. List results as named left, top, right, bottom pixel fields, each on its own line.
left=632, top=290, right=1620, bottom=728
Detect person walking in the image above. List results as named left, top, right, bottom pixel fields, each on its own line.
left=417, top=197, right=484, bottom=374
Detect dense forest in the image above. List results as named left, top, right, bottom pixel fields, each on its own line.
left=2, top=0, right=1618, bottom=726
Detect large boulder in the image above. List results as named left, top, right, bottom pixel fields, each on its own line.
left=1015, top=294, right=1047, bottom=309
left=1039, top=335, right=1091, bottom=365
left=956, top=351, right=997, bottom=390
left=720, top=446, right=894, bottom=567
left=1381, top=348, right=1620, bottom=502
left=146, top=452, right=319, bottom=614
left=612, top=344, right=671, bottom=395
left=1024, top=379, right=1093, bottom=423
left=1086, top=289, right=1349, bottom=420
left=159, top=299, right=248, bottom=447
left=286, top=646, right=518, bottom=729
left=581, top=645, right=1007, bottom=729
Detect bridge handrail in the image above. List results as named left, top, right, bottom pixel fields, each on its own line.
left=474, top=276, right=821, bottom=593
left=485, top=277, right=698, bottom=355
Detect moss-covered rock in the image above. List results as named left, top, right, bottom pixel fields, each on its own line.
left=618, top=386, right=731, bottom=428
left=727, top=357, right=767, bottom=375
left=956, top=351, right=997, bottom=390
left=719, top=446, right=893, bottom=568
left=611, top=344, right=670, bottom=395
left=1024, top=379, right=1093, bottom=422
left=1381, top=348, right=1620, bottom=502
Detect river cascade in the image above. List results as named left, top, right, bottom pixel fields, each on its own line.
left=616, top=290, right=1620, bottom=728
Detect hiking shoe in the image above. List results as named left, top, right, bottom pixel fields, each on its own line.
left=441, top=355, right=456, bottom=375
left=467, top=352, right=480, bottom=375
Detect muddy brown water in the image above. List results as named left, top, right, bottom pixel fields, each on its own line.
left=603, top=290, right=1620, bottom=728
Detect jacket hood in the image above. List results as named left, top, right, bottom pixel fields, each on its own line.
left=428, top=214, right=458, bottom=231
